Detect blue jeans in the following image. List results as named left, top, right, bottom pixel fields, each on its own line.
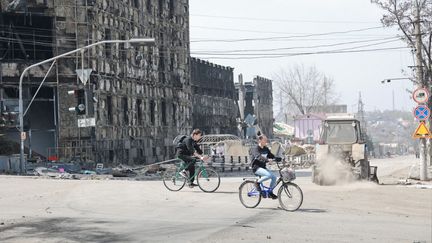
left=255, top=168, right=277, bottom=189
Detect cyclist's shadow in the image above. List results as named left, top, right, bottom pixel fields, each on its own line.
left=188, top=190, right=237, bottom=194
left=257, top=207, right=327, bottom=213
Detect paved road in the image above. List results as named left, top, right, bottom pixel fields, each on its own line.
left=0, top=156, right=431, bottom=243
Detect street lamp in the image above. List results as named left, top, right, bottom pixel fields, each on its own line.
left=18, top=38, right=155, bottom=173
left=380, top=77, right=412, bottom=84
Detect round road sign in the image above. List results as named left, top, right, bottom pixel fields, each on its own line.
left=413, top=105, right=430, bottom=120
left=413, top=88, right=429, bottom=104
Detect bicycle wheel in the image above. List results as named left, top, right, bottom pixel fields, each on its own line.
left=197, top=168, right=220, bottom=193
left=162, top=169, right=186, bottom=191
left=239, top=181, right=261, bottom=208
left=278, top=182, right=303, bottom=211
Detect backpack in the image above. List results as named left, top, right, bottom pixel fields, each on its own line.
left=173, top=135, right=188, bottom=149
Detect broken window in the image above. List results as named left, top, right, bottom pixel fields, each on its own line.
left=107, top=95, right=113, bottom=125
left=122, top=97, right=128, bottom=124
left=172, top=103, right=176, bottom=126
left=120, top=34, right=126, bottom=63
left=150, top=100, right=155, bottom=125
left=158, top=0, right=163, bottom=17
left=147, top=0, right=152, bottom=13
left=0, top=13, right=53, bottom=61
left=136, top=99, right=142, bottom=125
left=30, top=87, right=53, bottom=99
left=169, top=0, right=175, bottom=19
left=3, top=87, right=18, bottom=98
left=105, top=28, right=111, bottom=58
left=161, top=100, right=166, bottom=125
left=133, top=0, right=140, bottom=8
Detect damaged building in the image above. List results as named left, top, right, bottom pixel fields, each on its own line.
left=236, top=76, right=274, bottom=138
left=0, top=0, right=192, bottom=164
left=190, top=57, right=237, bottom=135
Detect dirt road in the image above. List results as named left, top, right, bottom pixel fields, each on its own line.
left=0, top=156, right=431, bottom=243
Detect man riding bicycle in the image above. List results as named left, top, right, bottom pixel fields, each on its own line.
left=250, top=134, right=281, bottom=199
left=176, top=129, right=205, bottom=187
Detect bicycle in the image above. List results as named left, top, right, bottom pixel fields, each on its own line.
left=238, top=160, right=303, bottom=211
left=162, top=157, right=221, bottom=193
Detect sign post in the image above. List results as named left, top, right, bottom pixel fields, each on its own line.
left=412, top=87, right=430, bottom=181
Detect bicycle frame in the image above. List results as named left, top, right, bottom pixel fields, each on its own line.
left=177, top=159, right=209, bottom=181
left=248, top=160, right=293, bottom=197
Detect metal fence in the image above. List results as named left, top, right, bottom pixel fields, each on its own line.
left=208, top=155, right=251, bottom=172
left=285, top=153, right=316, bottom=169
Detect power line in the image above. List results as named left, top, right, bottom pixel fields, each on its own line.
left=192, top=37, right=401, bottom=54
left=191, top=14, right=378, bottom=24
left=190, top=25, right=394, bottom=37
left=190, top=26, right=387, bottom=43
left=192, top=47, right=408, bottom=60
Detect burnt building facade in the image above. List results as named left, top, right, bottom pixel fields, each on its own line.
left=190, top=57, right=237, bottom=135
left=236, top=76, right=274, bottom=138
left=0, top=0, right=191, bottom=164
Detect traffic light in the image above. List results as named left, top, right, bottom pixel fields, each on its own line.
left=68, top=89, right=86, bottom=115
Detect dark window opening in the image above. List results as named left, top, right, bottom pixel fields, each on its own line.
left=120, top=34, right=126, bottom=63
left=107, top=95, right=113, bottom=125
left=170, top=53, right=174, bottom=71
left=109, top=150, right=114, bottom=162
left=169, top=0, right=175, bottom=19
left=158, top=0, right=163, bottom=17
left=159, top=52, right=165, bottom=71
left=105, top=29, right=111, bottom=58
left=150, top=100, right=155, bottom=125
left=122, top=97, right=128, bottom=124
left=137, top=99, right=142, bottom=125
left=147, top=0, right=152, bottom=13
left=30, top=87, right=53, bottom=99
left=3, top=87, right=18, bottom=98
left=161, top=100, right=166, bottom=125
left=0, top=13, right=53, bottom=61
left=159, top=72, right=165, bottom=83
left=172, top=103, right=176, bottom=125
left=133, top=0, right=140, bottom=8
left=147, top=49, right=153, bottom=67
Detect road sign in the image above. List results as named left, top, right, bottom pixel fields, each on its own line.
left=20, top=132, right=26, bottom=141
left=76, top=69, right=93, bottom=85
left=412, top=121, right=431, bottom=139
left=78, top=117, right=96, bottom=128
left=413, top=105, right=430, bottom=120
left=412, top=88, right=429, bottom=104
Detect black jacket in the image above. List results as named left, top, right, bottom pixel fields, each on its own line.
left=176, top=136, right=203, bottom=156
left=250, top=145, right=275, bottom=172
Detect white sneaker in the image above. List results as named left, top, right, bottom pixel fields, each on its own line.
left=179, top=170, right=188, bottom=178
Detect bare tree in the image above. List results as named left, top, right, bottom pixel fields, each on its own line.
left=372, top=0, right=432, bottom=82
left=273, top=64, right=338, bottom=115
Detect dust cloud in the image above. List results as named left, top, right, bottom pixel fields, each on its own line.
left=315, top=154, right=355, bottom=185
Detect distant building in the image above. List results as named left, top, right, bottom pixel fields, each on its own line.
left=0, top=0, right=192, bottom=164
left=294, top=113, right=326, bottom=143
left=236, top=76, right=274, bottom=138
left=190, top=58, right=237, bottom=135
left=308, top=105, right=348, bottom=113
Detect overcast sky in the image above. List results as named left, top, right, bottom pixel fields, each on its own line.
left=189, top=0, right=415, bottom=113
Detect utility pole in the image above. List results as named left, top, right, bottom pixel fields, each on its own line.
left=414, top=1, right=428, bottom=181
left=357, top=92, right=367, bottom=141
